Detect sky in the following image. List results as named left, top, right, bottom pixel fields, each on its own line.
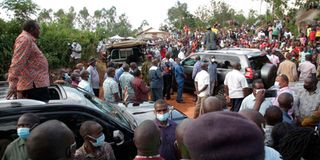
left=0, top=0, right=269, bottom=29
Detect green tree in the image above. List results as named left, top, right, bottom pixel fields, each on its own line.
left=0, top=0, right=39, bottom=21
left=167, top=1, right=196, bottom=30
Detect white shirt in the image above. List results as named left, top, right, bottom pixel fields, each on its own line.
left=224, top=69, right=249, bottom=98
left=87, top=65, right=100, bottom=89
left=78, top=80, right=94, bottom=94
left=195, top=70, right=210, bottom=97
left=178, top=51, right=186, bottom=60
left=298, top=61, right=316, bottom=81
left=239, top=94, right=272, bottom=115
left=267, top=54, right=280, bottom=66
left=264, top=146, right=282, bottom=160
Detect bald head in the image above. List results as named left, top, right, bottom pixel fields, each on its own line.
left=264, top=106, right=283, bottom=126
left=232, top=62, right=241, bottom=70
left=27, top=120, right=75, bottom=160
left=176, top=119, right=192, bottom=144
left=134, top=120, right=160, bottom=156
left=203, top=97, right=224, bottom=114
left=239, top=110, right=265, bottom=133
left=278, top=93, right=293, bottom=111
left=17, top=113, right=40, bottom=129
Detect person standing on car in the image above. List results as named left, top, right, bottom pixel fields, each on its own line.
left=153, top=99, right=177, bottom=160
left=119, top=63, right=135, bottom=102
left=224, top=62, right=249, bottom=112
left=75, top=121, right=116, bottom=160
left=175, top=58, right=185, bottom=103
left=2, top=113, right=40, bottom=160
left=194, top=63, right=210, bottom=118
left=208, top=57, right=218, bottom=96
left=133, top=120, right=164, bottom=160
left=277, top=52, right=298, bottom=82
left=78, top=70, right=94, bottom=95
left=6, top=20, right=50, bottom=102
left=87, top=58, right=100, bottom=97
left=149, top=59, right=163, bottom=102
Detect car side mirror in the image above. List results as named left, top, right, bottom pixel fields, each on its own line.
left=113, top=130, right=124, bottom=146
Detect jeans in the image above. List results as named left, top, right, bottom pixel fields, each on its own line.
left=231, top=98, right=244, bottom=112
left=151, top=88, right=163, bottom=102
left=176, top=80, right=184, bottom=101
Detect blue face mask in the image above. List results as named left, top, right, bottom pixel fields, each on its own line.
left=156, top=112, right=170, bottom=122
left=17, top=128, right=30, bottom=140
left=89, top=134, right=105, bottom=147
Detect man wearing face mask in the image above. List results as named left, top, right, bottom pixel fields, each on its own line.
left=153, top=99, right=177, bottom=160
left=75, top=121, right=115, bottom=160
left=272, top=74, right=294, bottom=107
left=294, top=76, right=320, bottom=124
left=2, top=113, right=40, bottom=160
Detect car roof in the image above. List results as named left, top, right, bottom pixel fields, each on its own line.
left=198, top=48, right=263, bottom=58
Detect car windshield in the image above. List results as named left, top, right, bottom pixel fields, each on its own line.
left=64, top=86, right=132, bottom=129
left=249, top=55, right=270, bottom=70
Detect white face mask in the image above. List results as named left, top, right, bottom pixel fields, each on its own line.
left=274, top=82, right=280, bottom=88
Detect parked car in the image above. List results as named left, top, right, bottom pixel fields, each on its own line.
left=0, top=84, right=187, bottom=159
left=181, top=48, right=277, bottom=95
left=107, top=40, right=147, bottom=65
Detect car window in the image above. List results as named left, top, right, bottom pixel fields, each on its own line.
left=183, top=54, right=207, bottom=66
left=111, top=50, right=120, bottom=59
left=249, top=55, right=270, bottom=70
left=208, top=55, right=240, bottom=69
left=71, top=87, right=132, bottom=129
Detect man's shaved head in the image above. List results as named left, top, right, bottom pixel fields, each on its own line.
left=264, top=106, right=283, bottom=126
left=203, top=96, right=224, bottom=114
left=134, top=120, right=160, bottom=156
left=278, top=92, right=293, bottom=111
left=27, top=120, right=75, bottom=160
left=79, top=120, right=102, bottom=138
left=17, top=113, right=40, bottom=128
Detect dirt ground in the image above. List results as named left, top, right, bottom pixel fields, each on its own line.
left=166, top=92, right=196, bottom=118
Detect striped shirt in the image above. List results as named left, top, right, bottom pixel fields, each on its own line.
left=8, top=31, right=49, bottom=91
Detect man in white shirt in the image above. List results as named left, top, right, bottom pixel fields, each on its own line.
left=298, top=54, right=316, bottom=81
left=267, top=49, right=280, bottom=66
left=87, top=58, right=100, bottom=97
left=78, top=70, right=94, bottom=94
left=239, top=79, right=272, bottom=115
left=224, top=62, right=249, bottom=112
left=194, top=63, right=210, bottom=118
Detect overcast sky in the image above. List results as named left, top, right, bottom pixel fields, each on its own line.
left=0, top=0, right=269, bottom=29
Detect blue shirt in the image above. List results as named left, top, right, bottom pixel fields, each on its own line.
left=115, top=68, right=124, bottom=82
left=103, top=77, right=119, bottom=103
left=282, top=111, right=293, bottom=124
left=208, top=62, right=217, bottom=82
left=174, top=64, right=184, bottom=82
left=154, top=119, right=177, bottom=160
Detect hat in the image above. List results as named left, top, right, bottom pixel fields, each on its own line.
left=183, top=112, right=264, bottom=160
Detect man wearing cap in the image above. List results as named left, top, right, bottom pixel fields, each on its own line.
left=87, top=58, right=100, bottom=97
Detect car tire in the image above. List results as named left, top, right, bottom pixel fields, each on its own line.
left=260, top=63, right=277, bottom=89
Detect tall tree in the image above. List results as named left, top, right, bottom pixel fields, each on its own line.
left=0, top=0, right=39, bottom=21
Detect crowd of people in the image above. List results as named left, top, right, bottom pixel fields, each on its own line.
left=3, top=18, right=320, bottom=160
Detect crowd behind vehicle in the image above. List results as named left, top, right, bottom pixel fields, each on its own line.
left=1, top=19, right=320, bottom=160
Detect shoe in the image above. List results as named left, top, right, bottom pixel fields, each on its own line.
left=176, top=100, right=184, bottom=103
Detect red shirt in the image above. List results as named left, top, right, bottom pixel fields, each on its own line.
left=8, top=31, right=50, bottom=91
left=310, top=31, right=316, bottom=41
left=131, top=77, right=149, bottom=104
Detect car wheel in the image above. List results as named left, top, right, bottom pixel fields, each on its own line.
left=260, top=63, right=277, bottom=89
